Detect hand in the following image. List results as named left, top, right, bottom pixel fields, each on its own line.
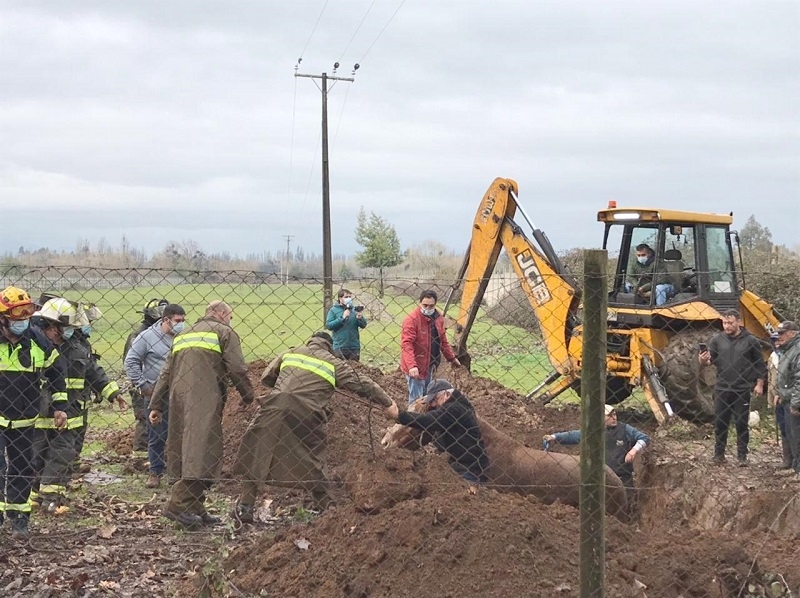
left=625, top=447, right=639, bottom=464
left=698, top=350, right=711, bottom=365
left=754, top=381, right=764, bottom=396
left=355, top=311, right=363, bottom=319
left=54, top=410, right=68, bottom=430
left=773, top=395, right=782, bottom=408
left=451, top=358, right=462, bottom=368
left=149, top=410, right=162, bottom=425
left=115, top=395, right=129, bottom=411
left=342, top=309, right=351, bottom=319
left=384, top=402, right=399, bottom=420
left=408, top=366, right=420, bottom=379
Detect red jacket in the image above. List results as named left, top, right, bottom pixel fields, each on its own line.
left=400, top=308, right=456, bottom=375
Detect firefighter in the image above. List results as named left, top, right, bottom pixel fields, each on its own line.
left=149, top=300, right=255, bottom=530
left=71, top=302, right=106, bottom=474
left=124, top=298, right=169, bottom=452
left=0, top=286, right=66, bottom=539
left=31, top=298, right=127, bottom=513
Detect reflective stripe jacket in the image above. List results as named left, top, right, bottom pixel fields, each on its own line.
left=0, top=326, right=66, bottom=422
left=38, top=336, right=119, bottom=426
left=260, top=336, right=393, bottom=415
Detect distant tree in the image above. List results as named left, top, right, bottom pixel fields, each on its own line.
left=354, top=207, right=404, bottom=297
left=739, top=215, right=772, bottom=252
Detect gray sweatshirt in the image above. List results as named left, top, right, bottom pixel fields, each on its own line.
left=124, top=322, right=173, bottom=393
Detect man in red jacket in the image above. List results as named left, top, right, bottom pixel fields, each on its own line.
left=400, top=290, right=461, bottom=405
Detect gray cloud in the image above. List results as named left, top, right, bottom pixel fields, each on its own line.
left=1, top=1, right=798, bottom=259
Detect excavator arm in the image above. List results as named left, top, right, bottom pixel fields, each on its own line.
left=444, top=178, right=582, bottom=383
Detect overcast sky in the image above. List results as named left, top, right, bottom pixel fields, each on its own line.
left=1, top=1, right=798, bottom=259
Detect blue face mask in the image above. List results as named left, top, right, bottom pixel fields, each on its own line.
left=61, top=327, right=75, bottom=340
left=637, top=256, right=649, bottom=265
left=8, top=319, right=30, bottom=336
left=343, top=297, right=353, bottom=307
left=172, top=321, right=186, bottom=335
left=81, top=325, right=92, bottom=336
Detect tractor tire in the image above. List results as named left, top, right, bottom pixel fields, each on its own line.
left=659, top=327, right=717, bottom=422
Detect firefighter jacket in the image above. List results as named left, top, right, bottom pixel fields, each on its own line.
left=0, top=326, right=66, bottom=426
left=36, top=336, right=120, bottom=430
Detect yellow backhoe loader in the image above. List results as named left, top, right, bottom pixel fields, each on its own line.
left=443, top=178, right=782, bottom=423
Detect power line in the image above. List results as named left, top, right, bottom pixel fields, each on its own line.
left=358, top=0, right=408, bottom=63
left=286, top=73, right=299, bottom=219
left=299, top=0, right=330, bottom=62
left=338, top=0, right=378, bottom=62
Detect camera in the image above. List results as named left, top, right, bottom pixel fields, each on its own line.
left=698, top=343, right=708, bottom=353
left=354, top=305, right=365, bottom=312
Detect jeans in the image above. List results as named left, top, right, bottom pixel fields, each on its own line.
left=714, top=389, right=750, bottom=459
left=148, top=403, right=169, bottom=476
left=405, top=365, right=436, bottom=405
left=655, top=283, right=674, bottom=306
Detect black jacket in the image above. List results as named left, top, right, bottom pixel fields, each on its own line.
left=397, top=390, right=489, bottom=482
left=709, top=329, right=767, bottom=392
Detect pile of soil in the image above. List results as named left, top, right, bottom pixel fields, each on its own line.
left=204, top=360, right=799, bottom=597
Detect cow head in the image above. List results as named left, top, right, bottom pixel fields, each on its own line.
left=380, top=398, right=434, bottom=450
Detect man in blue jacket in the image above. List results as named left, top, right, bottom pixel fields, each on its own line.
left=544, top=404, right=649, bottom=501
left=325, top=289, right=367, bottom=361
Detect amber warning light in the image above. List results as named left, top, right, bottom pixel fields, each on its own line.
left=608, top=200, right=617, bottom=208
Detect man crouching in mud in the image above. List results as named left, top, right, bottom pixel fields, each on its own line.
left=395, top=379, right=488, bottom=493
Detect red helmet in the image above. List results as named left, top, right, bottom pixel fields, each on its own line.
left=0, top=286, right=35, bottom=320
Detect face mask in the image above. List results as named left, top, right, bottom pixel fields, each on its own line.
left=81, top=325, right=92, bottom=336
left=172, top=321, right=186, bottom=335
left=8, top=319, right=30, bottom=335
left=61, top=327, right=75, bottom=340
left=343, top=297, right=353, bottom=306
left=421, top=307, right=436, bottom=317
left=637, top=256, right=648, bottom=265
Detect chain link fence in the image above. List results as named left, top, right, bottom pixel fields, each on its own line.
left=0, top=265, right=798, bottom=597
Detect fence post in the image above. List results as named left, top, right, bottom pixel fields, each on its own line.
left=580, top=249, right=607, bottom=598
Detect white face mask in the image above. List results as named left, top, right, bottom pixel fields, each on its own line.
left=420, top=307, right=436, bottom=317
left=637, top=256, right=648, bottom=265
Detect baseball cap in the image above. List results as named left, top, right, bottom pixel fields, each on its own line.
left=776, top=321, right=799, bottom=334
left=422, top=379, right=454, bottom=404
left=604, top=404, right=616, bottom=416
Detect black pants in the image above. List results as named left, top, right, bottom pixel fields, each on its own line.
left=33, top=428, right=78, bottom=500
left=0, top=426, right=36, bottom=517
left=714, top=389, right=750, bottom=458
left=785, top=407, right=800, bottom=473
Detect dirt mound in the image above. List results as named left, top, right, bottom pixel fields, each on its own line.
left=215, top=491, right=775, bottom=598
left=194, top=359, right=799, bottom=597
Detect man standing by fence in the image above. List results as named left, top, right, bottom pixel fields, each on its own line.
left=699, top=309, right=766, bottom=466
left=149, top=300, right=254, bottom=530
left=124, top=299, right=169, bottom=452
left=774, top=321, right=800, bottom=478
left=125, top=304, right=186, bottom=488
left=400, top=290, right=461, bottom=405
left=325, top=289, right=367, bottom=361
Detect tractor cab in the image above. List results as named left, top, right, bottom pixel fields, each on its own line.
left=598, top=206, right=740, bottom=317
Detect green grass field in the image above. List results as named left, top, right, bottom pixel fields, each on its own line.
left=71, top=282, right=554, bottom=395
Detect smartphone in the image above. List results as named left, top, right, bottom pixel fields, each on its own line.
left=698, top=343, right=708, bottom=353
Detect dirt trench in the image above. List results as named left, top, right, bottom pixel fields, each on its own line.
left=198, top=362, right=800, bottom=598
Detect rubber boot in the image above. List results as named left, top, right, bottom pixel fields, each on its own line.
left=10, top=513, right=30, bottom=540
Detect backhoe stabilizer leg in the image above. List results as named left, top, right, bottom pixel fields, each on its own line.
left=641, top=356, right=673, bottom=424
left=529, top=374, right=577, bottom=405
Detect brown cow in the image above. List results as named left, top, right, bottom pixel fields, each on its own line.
left=381, top=402, right=628, bottom=521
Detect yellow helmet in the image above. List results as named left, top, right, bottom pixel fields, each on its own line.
left=0, top=286, right=35, bottom=320
left=35, top=297, right=80, bottom=327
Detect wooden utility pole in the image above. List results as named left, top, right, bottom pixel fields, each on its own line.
left=295, top=63, right=357, bottom=323
left=580, top=249, right=608, bottom=598
left=282, top=234, right=294, bottom=284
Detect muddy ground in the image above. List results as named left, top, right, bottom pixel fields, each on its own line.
left=2, top=361, right=798, bottom=597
